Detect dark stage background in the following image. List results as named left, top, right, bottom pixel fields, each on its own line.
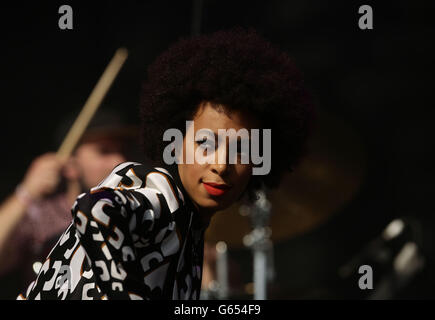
left=0, top=0, right=434, bottom=299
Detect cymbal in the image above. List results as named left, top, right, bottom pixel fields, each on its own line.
left=205, top=110, right=367, bottom=248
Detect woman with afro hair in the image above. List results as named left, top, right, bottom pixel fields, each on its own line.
left=19, top=28, right=314, bottom=300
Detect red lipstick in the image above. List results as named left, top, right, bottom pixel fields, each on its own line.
left=202, top=182, right=231, bottom=196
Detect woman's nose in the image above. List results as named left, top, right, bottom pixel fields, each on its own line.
left=211, top=162, right=228, bottom=176
left=211, top=143, right=229, bottom=175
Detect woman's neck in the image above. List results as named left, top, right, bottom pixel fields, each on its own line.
left=192, top=201, right=215, bottom=229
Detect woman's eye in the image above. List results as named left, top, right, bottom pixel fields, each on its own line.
left=196, top=139, right=213, bottom=148
left=195, top=139, right=206, bottom=145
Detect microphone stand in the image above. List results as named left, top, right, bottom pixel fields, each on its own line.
left=243, top=189, right=274, bottom=300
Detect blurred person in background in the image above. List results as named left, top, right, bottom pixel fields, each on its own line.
left=0, top=111, right=139, bottom=299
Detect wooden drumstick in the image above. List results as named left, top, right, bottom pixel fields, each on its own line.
left=57, top=48, right=128, bottom=160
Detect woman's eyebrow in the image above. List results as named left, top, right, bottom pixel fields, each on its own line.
left=196, top=129, right=216, bottom=138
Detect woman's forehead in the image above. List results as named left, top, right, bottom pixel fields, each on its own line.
left=192, top=102, right=260, bottom=130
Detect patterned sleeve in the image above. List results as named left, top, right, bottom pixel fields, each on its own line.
left=71, top=185, right=172, bottom=299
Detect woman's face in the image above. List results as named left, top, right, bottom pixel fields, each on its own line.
left=178, top=102, right=259, bottom=217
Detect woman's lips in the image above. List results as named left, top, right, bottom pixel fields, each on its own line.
left=202, top=182, right=231, bottom=196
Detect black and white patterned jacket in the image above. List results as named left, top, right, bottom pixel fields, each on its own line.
left=18, top=162, right=207, bottom=300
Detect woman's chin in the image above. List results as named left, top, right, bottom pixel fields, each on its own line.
left=197, top=198, right=230, bottom=213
